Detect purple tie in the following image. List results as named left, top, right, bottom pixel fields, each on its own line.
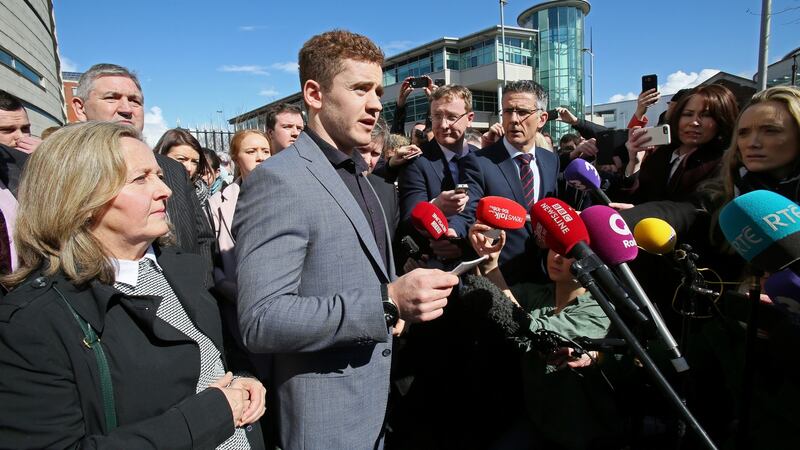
left=515, top=153, right=535, bottom=208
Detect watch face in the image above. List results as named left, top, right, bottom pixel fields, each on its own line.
left=383, top=301, right=399, bottom=326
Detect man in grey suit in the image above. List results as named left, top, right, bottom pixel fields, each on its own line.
left=234, top=30, right=458, bottom=449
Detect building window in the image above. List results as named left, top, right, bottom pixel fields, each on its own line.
left=598, top=110, right=616, bottom=123
left=0, top=47, right=43, bottom=87
left=472, top=90, right=498, bottom=113
left=71, top=87, right=77, bottom=95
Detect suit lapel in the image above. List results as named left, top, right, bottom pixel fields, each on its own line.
left=296, top=134, right=390, bottom=281
left=534, top=147, right=554, bottom=199
left=423, top=141, right=449, bottom=192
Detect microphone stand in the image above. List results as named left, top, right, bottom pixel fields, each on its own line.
left=736, top=272, right=763, bottom=450
left=571, top=255, right=718, bottom=450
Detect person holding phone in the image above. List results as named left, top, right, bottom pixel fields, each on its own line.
left=621, top=84, right=738, bottom=205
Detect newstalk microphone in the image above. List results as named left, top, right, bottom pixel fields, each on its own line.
left=581, top=206, right=688, bottom=372
left=476, top=196, right=527, bottom=239
left=563, top=158, right=612, bottom=205
left=410, top=201, right=449, bottom=240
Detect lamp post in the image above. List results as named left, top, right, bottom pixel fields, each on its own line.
left=581, top=48, right=594, bottom=121
left=498, top=0, right=508, bottom=123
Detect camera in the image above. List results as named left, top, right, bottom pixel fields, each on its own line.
left=409, top=77, right=429, bottom=89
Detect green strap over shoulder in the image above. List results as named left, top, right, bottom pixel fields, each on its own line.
left=54, top=286, right=118, bottom=431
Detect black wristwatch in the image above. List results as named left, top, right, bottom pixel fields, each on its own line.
left=381, top=284, right=399, bottom=328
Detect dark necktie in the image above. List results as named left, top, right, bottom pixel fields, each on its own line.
left=0, top=209, right=12, bottom=275
left=515, top=153, right=536, bottom=208
left=450, top=154, right=461, bottom=186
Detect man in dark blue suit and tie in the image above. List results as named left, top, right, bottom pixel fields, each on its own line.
left=397, top=85, right=479, bottom=261
left=454, top=80, right=559, bottom=285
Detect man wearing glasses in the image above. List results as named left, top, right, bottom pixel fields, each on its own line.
left=453, top=79, right=560, bottom=285
left=398, top=85, right=479, bottom=261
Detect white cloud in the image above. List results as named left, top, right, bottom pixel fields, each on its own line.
left=659, top=69, right=720, bottom=94
left=270, top=62, right=298, bottom=74
left=608, top=92, right=638, bottom=102
left=381, top=40, right=418, bottom=54
left=61, top=56, right=77, bottom=72
left=218, top=65, right=270, bottom=76
left=143, top=106, right=169, bottom=147
left=239, top=25, right=259, bottom=31
left=258, top=88, right=280, bottom=97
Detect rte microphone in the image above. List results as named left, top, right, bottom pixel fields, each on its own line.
left=633, top=218, right=677, bottom=255
left=582, top=206, right=688, bottom=372
left=530, top=198, right=648, bottom=323
left=563, top=158, right=612, bottom=205
left=719, top=190, right=800, bottom=272
left=476, top=196, right=527, bottom=238
left=410, top=201, right=449, bottom=240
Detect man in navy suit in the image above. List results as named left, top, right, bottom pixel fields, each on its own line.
left=397, top=85, right=479, bottom=261
left=455, top=80, right=559, bottom=285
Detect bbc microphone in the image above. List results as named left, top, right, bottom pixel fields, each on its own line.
left=410, top=201, right=449, bottom=240
left=476, top=196, right=527, bottom=238
left=563, top=158, right=612, bottom=205
left=530, top=198, right=648, bottom=323
left=719, top=190, right=800, bottom=272
left=582, top=206, right=688, bottom=372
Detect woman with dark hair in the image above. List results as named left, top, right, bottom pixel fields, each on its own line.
left=153, top=128, right=211, bottom=202
left=622, top=84, right=739, bottom=204
left=0, top=122, right=265, bottom=448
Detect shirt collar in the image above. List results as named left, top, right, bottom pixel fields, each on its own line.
left=306, top=128, right=368, bottom=173
left=112, top=246, right=161, bottom=288
left=437, top=141, right=469, bottom=162
left=502, top=137, right=536, bottom=162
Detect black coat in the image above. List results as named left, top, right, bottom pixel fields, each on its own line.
left=0, top=247, right=263, bottom=449
left=156, top=154, right=215, bottom=288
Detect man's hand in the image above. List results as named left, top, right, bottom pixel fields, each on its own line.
left=431, top=190, right=468, bottom=216
left=555, top=107, right=578, bottom=125
left=16, top=135, right=41, bottom=154
left=398, top=77, right=414, bottom=107
left=481, top=123, right=504, bottom=148
left=468, top=222, right=506, bottom=273
left=634, top=88, right=660, bottom=120
left=388, top=144, right=422, bottom=167
left=422, top=76, right=437, bottom=100
left=387, top=268, right=459, bottom=323
left=569, top=138, right=598, bottom=160
left=430, top=228, right=463, bottom=260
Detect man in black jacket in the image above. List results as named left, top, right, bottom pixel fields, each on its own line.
left=72, top=63, right=214, bottom=287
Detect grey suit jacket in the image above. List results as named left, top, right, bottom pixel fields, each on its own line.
left=233, top=132, right=395, bottom=450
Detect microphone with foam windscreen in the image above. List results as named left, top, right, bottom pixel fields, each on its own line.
left=476, top=196, right=527, bottom=239
left=765, top=269, right=800, bottom=314
left=633, top=218, right=677, bottom=255
left=563, top=158, right=612, bottom=205
left=719, top=190, right=800, bottom=272
left=582, top=206, right=688, bottom=372
left=410, top=201, right=449, bottom=240
left=530, top=198, right=648, bottom=323
left=718, top=190, right=800, bottom=447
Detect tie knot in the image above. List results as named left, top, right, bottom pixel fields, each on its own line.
left=515, top=153, right=533, bottom=165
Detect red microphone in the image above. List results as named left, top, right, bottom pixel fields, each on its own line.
left=410, top=201, right=449, bottom=240
left=529, top=197, right=589, bottom=256
left=530, top=197, right=647, bottom=323
left=476, top=196, right=527, bottom=230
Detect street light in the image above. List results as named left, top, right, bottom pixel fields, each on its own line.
left=498, top=0, right=508, bottom=123
left=581, top=47, right=594, bottom=121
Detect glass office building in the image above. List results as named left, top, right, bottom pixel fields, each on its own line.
left=518, top=0, right=590, bottom=138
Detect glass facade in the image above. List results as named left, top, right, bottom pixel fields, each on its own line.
left=520, top=4, right=585, bottom=139
left=382, top=90, right=497, bottom=128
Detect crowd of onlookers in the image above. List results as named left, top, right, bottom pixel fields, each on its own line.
left=0, top=27, right=799, bottom=450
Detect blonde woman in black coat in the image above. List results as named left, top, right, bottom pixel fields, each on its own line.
left=0, top=122, right=265, bottom=449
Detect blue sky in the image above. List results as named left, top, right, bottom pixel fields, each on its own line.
left=53, top=0, right=799, bottom=144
